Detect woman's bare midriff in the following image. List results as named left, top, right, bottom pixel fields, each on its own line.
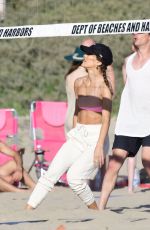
left=77, top=110, right=102, bottom=124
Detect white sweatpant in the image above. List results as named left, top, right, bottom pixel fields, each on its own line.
left=27, top=123, right=106, bottom=208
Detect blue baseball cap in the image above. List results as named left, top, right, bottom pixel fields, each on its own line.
left=64, top=47, right=84, bottom=62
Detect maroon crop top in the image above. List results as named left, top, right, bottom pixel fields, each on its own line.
left=74, top=95, right=103, bottom=115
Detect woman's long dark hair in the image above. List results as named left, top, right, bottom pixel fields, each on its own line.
left=97, top=56, right=113, bottom=96
left=64, top=61, right=82, bottom=80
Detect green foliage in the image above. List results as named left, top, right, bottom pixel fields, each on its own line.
left=0, top=0, right=149, bottom=115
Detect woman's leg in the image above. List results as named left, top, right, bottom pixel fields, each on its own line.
left=0, top=177, right=24, bottom=192
left=67, top=144, right=99, bottom=210
left=0, top=160, right=27, bottom=192
left=0, top=160, right=17, bottom=178
left=26, top=138, right=83, bottom=209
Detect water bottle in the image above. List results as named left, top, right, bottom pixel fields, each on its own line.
left=35, top=145, right=45, bottom=179
left=36, top=145, right=44, bottom=162
left=133, top=167, right=140, bottom=188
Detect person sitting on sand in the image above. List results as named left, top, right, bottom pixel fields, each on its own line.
left=0, top=140, right=35, bottom=192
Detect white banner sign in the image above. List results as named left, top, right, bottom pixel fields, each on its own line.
left=0, top=19, right=150, bottom=39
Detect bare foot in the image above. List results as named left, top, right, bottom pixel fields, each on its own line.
left=25, top=204, right=34, bottom=210
left=128, top=189, right=134, bottom=194
left=98, top=207, right=105, bottom=211
left=56, top=225, right=65, bottom=230
left=87, top=201, right=98, bottom=210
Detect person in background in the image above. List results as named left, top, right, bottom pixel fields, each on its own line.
left=64, top=38, right=115, bottom=190
left=0, top=141, right=35, bottom=192
left=26, top=42, right=113, bottom=210
left=99, top=33, right=150, bottom=210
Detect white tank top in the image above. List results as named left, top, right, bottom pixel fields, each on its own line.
left=115, top=52, right=150, bottom=137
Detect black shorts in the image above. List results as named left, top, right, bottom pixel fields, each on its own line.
left=112, top=134, right=150, bottom=157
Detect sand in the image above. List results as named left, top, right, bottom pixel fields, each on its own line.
left=0, top=117, right=149, bottom=230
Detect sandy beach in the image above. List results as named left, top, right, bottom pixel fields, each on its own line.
left=0, top=117, right=149, bottom=230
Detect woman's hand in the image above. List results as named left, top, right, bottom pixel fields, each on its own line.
left=93, top=145, right=104, bottom=168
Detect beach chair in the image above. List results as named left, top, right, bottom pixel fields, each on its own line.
left=0, top=108, right=18, bottom=165
left=30, top=100, right=68, bottom=184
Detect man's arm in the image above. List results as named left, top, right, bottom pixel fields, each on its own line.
left=122, top=58, right=128, bottom=84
